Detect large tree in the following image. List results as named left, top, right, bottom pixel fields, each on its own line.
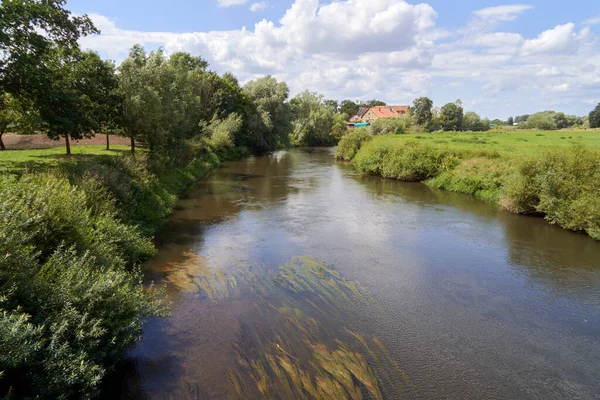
left=243, top=75, right=291, bottom=152
left=340, top=100, right=359, bottom=118
left=0, top=0, right=97, bottom=100
left=289, top=90, right=338, bottom=146
left=35, top=48, right=118, bottom=155
left=589, top=103, right=600, bottom=128
left=439, top=101, right=464, bottom=131
left=411, top=97, right=433, bottom=128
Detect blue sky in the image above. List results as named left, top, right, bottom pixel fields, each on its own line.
left=71, top=0, right=600, bottom=119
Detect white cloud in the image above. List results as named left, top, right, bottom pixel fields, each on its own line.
left=583, top=15, right=600, bottom=26
left=79, top=1, right=600, bottom=118
left=520, top=23, right=589, bottom=56
left=218, top=0, right=249, bottom=7
left=472, top=4, right=533, bottom=22
left=249, top=1, right=267, bottom=12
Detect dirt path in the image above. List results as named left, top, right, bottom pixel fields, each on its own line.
left=2, top=134, right=132, bottom=150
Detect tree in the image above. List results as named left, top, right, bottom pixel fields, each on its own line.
left=340, top=100, right=359, bottom=118
left=523, top=112, right=557, bottom=130
left=0, top=0, right=97, bottom=101
left=462, top=111, right=489, bottom=131
left=411, top=97, right=433, bottom=128
left=289, top=90, right=340, bottom=146
left=0, top=93, right=20, bottom=150
left=507, top=116, right=514, bottom=126
left=322, top=99, right=339, bottom=113
left=243, top=75, right=291, bottom=152
left=589, top=103, right=600, bottom=128
left=439, top=102, right=464, bottom=131
left=34, top=48, right=118, bottom=155
left=361, top=100, right=386, bottom=108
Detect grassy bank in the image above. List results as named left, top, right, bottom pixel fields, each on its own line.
left=0, top=145, right=235, bottom=398
left=337, top=131, right=600, bottom=240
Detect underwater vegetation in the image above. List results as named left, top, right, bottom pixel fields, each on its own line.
left=153, top=255, right=415, bottom=398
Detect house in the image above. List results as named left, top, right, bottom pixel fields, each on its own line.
left=349, top=107, right=369, bottom=123
left=362, top=106, right=410, bottom=123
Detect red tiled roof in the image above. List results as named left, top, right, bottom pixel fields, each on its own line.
left=367, top=106, right=409, bottom=118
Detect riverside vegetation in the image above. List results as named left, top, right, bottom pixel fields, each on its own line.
left=0, top=1, right=347, bottom=398
left=336, top=130, right=600, bottom=241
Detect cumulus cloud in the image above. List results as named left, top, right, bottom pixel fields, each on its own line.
left=249, top=1, right=267, bottom=12
left=78, top=0, right=600, bottom=117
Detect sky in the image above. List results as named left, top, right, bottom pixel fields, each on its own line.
left=68, top=0, right=600, bottom=119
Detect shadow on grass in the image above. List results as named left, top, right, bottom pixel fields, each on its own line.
left=0, top=148, right=133, bottom=176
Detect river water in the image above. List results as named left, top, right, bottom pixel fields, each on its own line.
left=109, top=148, right=600, bottom=399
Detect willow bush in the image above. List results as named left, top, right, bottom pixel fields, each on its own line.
left=0, top=173, right=168, bottom=399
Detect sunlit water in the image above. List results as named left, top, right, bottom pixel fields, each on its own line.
left=105, top=148, right=600, bottom=399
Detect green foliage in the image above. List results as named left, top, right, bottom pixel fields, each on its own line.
left=427, top=158, right=510, bottom=202
left=589, top=103, right=600, bottom=129
left=335, top=127, right=372, bottom=161
left=340, top=100, right=359, bottom=118
left=0, top=173, right=167, bottom=398
left=36, top=48, right=119, bottom=154
left=289, top=90, right=341, bottom=146
left=352, top=139, right=459, bottom=181
left=520, top=111, right=584, bottom=130
left=0, top=0, right=97, bottom=97
left=243, top=75, right=292, bottom=152
left=501, top=147, right=600, bottom=239
left=370, top=117, right=407, bottom=135
left=507, top=116, right=514, bottom=126
left=439, top=102, right=464, bottom=131
left=206, top=112, right=243, bottom=152
left=411, top=97, right=433, bottom=128
left=462, top=111, right=490, bottom=131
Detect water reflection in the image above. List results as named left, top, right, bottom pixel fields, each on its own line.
left=107, top=148, right=600, bottom=399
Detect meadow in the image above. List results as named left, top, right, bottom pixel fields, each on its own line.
left=406, top=129, right=600, bottom=155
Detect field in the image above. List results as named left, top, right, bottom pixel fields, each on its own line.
left=403, top=129, right=600, bottom=155
left=0, top=145, right=132, bottom=172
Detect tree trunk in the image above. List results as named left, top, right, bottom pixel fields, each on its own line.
left=130, top=136, right=135, bottom=154
left=0, top=132, right=5, bottom=151
left=65, top=135, right=71, bottom=155
left=106, top=132, right=110, bottom=150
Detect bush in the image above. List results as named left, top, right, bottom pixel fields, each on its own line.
left=427, top=158, right=511, bottom=202
left=352, top=140, right=459, bottom=181
left=335, top=127, right=372, bottom=161
left=501, top=147, right=600, bottom=239
left=0, top=174, right=167, bottom=399
left=370, top=118, right=406, bottom=135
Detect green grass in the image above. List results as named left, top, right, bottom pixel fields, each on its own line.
left=0, top=145, right=132, bottom=173
left=395, top=129, right=600, bottom=155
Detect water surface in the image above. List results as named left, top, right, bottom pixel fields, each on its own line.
left=109, top=148, right=600, bottom=399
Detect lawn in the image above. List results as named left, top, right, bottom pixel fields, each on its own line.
left=0, top=145, right=132, bottom=173
left=400, top=129, right=600, bottom=156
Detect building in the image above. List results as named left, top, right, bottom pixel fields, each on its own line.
left=349, top=107, right=369, bottom=123
left=362, top=106, right=410, bottom=123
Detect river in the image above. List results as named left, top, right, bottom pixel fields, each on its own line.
left=106, top=148, right=600, bottom=399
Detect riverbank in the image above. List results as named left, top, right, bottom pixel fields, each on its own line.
left=337, top=132, right=600, bottom=240
left=0, top=145, right=243, bottom=398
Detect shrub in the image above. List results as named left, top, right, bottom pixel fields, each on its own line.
left=352, top=140, right=459, bottom=181
left=0, top=174, right=167, bottom=398
left=501, top=147, right=600, bottom=239
left=370, top=118, right=406, bottom=135
left=427, top=158, right=511, bottom=202
left=335, top=127, right=372, bottom=161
